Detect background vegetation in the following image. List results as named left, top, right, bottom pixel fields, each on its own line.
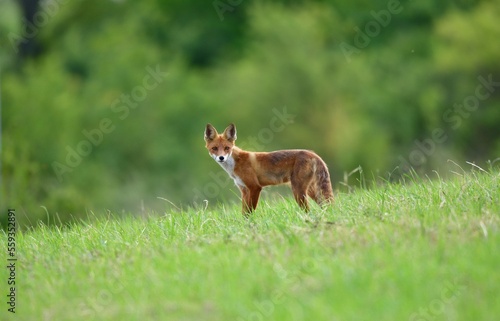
left=1, top=0, right=499, bottom=227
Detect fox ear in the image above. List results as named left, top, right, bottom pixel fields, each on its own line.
left=204, top=123, right=217, bottom=141
left=223, top=123, right=237, bottom=142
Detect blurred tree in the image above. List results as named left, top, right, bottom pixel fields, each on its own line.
left=17, top=0, right=42, bottom=59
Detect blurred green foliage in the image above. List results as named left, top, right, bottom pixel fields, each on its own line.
left=1, top=0, right=499, bottom=227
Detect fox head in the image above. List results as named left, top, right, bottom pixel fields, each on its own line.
left=204, top=123, right=237, bottom=163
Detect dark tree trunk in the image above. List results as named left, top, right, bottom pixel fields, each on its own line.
left=18, top=0, right=42, bottom=59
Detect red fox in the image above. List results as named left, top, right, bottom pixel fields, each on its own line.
left=204, top=123, right=334, bottom=214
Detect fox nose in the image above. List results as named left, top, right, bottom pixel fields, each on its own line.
left=218, top=156, right=225, bottom=161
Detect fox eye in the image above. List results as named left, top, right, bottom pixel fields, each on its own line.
left=224, top=147, right=230, bottom=151
left=212, top=147, right=218, bottom=152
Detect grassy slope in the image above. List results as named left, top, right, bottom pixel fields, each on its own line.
left=3, top=170, right=500, bottom=321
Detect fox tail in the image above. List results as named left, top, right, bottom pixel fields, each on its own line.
left=309, top=158, right=334, bottom=206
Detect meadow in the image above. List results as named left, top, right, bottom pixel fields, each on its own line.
left=2, top=168, right=499, bottom=321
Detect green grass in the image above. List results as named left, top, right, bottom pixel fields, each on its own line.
left=2, top=169, right=500, bottom=321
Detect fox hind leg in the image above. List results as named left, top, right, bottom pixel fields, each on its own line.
left=307, top=184, right=321, bottom=205
left=291, top=167, right=314, bottom=212
left=292, top=186, right=309, bottom=212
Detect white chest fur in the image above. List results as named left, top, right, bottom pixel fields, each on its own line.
left=218, top=155, right=246, bottom=188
